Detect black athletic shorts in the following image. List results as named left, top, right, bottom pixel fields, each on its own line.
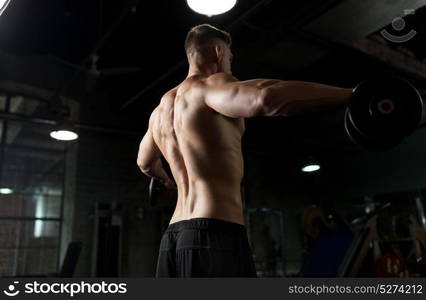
left=155, top=217, right=257, bottom=277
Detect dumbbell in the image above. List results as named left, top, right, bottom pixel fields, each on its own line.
left=344, top=77, right=424, bottom=150
left=148, top=177, right=177, bottom=207
left=148, top=177, right=160, bottom=206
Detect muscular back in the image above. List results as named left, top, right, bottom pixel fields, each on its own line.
left=140, top=72, right=351, bottom=225
left=150, top=75, right=246, bottom=224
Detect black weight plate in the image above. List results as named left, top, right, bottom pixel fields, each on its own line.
left=349, top=77, right=423, bottom=140
left=344, top=108, right=403, bottom=151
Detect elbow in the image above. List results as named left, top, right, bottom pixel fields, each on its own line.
left=256, top=86, right=293, bottom=117
left=137, top=158, right=151, bottom=175
left=255, top=87, right=282, bottom=117
left=252, top=88, right=271, bottom=117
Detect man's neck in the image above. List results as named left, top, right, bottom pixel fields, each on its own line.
left=187, top=63, right=219, bottom=78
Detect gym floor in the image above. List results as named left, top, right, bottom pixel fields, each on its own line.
left=0, top=0, right=425, bottom=278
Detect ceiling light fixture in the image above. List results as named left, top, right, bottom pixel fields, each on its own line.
left=0, top=187, right=13, bottom=194
left=50, top=130, right=78, bottom=141
left=301, top=164, right=321, bottom=173
left=301, top=157, right=321, bottom=173
left=50, top=119, right=79, bottom=141
left=186, top=0, right=237, bottom=17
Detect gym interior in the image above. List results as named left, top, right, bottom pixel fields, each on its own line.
left=0, top=0, right=425, bottom=278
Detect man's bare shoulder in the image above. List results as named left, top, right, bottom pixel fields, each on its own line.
left=161, top=86, right=179, bottom=103
left=205, top=72, right=238, bottom=86
left=149, top=87, right=178, bottom=123
left=177, top=73, right=239, bottom=103
left=182, top=73, right=238, bottom=90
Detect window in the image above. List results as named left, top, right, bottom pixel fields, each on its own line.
left=0, top=92, right=66, bottom=276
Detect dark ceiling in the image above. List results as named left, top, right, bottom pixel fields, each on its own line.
left=0, top=0, right=425, bottom=160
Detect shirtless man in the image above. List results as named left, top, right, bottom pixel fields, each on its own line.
left=137, top=24, right=352, bottom=277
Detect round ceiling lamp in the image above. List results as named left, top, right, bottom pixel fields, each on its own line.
left=50, top=119, right=79, bottom=141
left=186, top=0, right=237, bottom=17
left=301, top=157, right=321, bottom=173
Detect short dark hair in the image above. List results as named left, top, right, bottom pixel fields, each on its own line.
left=184, top=24, right=231, bottom=55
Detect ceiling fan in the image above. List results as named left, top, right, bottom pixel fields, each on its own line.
left=87, top=53, right=142, bottom=77
left=48, top=53, right=142, bottom=78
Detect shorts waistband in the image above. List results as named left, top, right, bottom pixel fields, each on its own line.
left=165, top=217, right=246, bottom=233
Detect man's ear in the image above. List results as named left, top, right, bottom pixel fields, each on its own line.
left=214, top=43, right=223, bottom=63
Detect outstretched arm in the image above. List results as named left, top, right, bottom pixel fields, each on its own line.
left=204, top=73, right=352, bottom=118
left=256, top=80, right=352, bottom=116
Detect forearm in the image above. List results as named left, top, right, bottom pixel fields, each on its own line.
left=260, top=81, right=352, bottom=116
left=140, top=159, right=171, bottom=183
